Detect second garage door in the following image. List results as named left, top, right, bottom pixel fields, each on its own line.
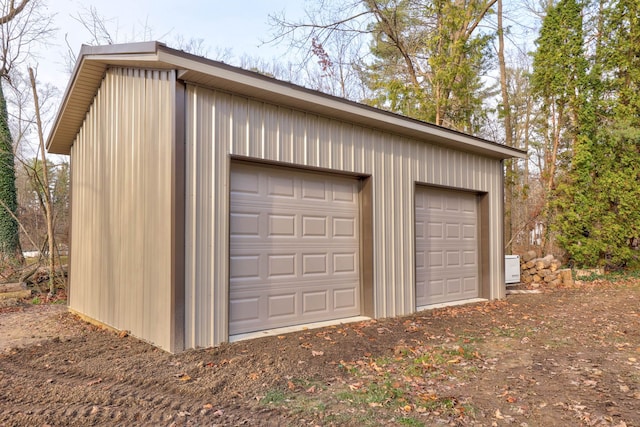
left=415, top=186, right=479, bottom=307
left=229, top=163, right=361, bottom=335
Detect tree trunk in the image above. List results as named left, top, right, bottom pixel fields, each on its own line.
left=29, top=67, right=56, bottom=295
left=497, top=0, right=514, bottom=253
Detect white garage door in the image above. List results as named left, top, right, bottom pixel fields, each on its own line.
left=415, top=186, right=479, bottom=307
left=229, top=163, right=361, bottom=335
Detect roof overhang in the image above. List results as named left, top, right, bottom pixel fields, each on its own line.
left=47, top=41, right=527, bottom=160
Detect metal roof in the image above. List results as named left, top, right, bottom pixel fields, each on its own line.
left=47, top=41, right=527, bottom=160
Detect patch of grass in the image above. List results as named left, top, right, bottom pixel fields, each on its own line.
left=30, top=296, right=41, bottom=305
left=491, top=325, right=531, bottom=338
left=420, top=396, right=457, bottom=412
left=403, top=344, right=481, bottom=378
left=338, top=362, right=359, bottom=375
left=324, top=412, right=380, bottom=426
left=282, top=395, right=330, bottom=417
left=260, top=389, right=287, bottom=405
left=373, top=355, right=395, bottom=367
left=336, top=390, right=356, bottom=402
left=443, top=344, right=478, bottom=360
left=579, top=272, right=607, bottom=282
left=458, top=335, right=484, bottom=344
left=578, top=268, right=640, bottom=283
left=545, top=337, right=572, bottom=349
left=289, top=377, right=327, bottom=392
left=398, top=416, right=425, bottom=426
left=337, top=380, right=407, bottom=408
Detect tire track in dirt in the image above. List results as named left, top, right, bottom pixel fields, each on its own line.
left=1, top=360, right=229, bottom=426
left=0, top=333, right=256, bottom=426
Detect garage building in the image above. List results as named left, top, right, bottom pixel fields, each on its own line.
left=47, top=42, right=526, bottom=352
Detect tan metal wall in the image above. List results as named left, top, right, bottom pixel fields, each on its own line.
left=184, top=84, right=504, bottom=349
left=69, top=68, right=176, bottom=351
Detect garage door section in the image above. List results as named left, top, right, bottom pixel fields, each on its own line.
left=229, top=163, right=361, bottom=335
left=415, top=186, right=479, bottom=307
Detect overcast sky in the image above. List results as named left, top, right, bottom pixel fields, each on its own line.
left=39, top=0, right=305, bottom=88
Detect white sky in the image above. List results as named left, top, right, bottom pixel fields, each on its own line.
left=38, top=0, right=306, bottom=89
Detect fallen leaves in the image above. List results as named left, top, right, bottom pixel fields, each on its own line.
left=177, top=374, right=192, bottom=382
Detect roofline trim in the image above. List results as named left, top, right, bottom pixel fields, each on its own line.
left=47, top=41, right=527, bottom=160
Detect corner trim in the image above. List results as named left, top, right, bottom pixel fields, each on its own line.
left=170, top=76, right=186, bottom=352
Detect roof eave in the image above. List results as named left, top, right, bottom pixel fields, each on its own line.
left=46, top=41, right=164, bottom=155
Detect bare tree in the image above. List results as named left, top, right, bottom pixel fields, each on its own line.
left=64, top=4, right=212, bottom=73
left=27, top=66, right=56, bottom=293
left=0, top=0, right=53, bottom=271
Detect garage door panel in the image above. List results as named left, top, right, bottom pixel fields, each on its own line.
left=268, top=214, right=296, bottom=236
left=429, top=280, right=445, bottom=297
left=267, top=254, right=296, bottom=278
left=446, top=278, right=461, bottom=293
left=302, top=253, right=328, bottom=275
left=462, top=224, right=476, bottom=239
left=427, top=222, right=443, bottom=238
left=463, top=277, right=478, bottom=292
left=333, top=252, right=357, bottom=274
left=229, top=297, right=260, bottom=322
left=427, top=195, right=443, bottom=210
left=461, top=198, right=476, bottom=212
left=333, top=288, right=357, bottom=309
left=230, top=169, right=260, bottom=194
left=332, top=182, right=358, bottom=203
left=333, top=217, right=357, bottom=237
left=445, top=198, right=460, bottom=211
left=303, top=291, right=328, bottom=313
left=230, top=164, right=360, bottom=335
left=269, top=294, right=297, bottom=318
left=302, top=216, right=327, bottom=237
left=267, top=175, right=296, bottom=198
left=446, top=251, right=461, bottom=268
left=427, top=251, right=442, bottom=267
left=463, top=251, right=477, bottom=266
left=416, top=187, right=479, bottom=307
left=301, top=179, right=327, bottom=200
left=229, top=255, right=261, bottom=279
left=230, top=213, right=261, bottom=236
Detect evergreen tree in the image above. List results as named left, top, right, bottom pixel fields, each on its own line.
left=554, top=0, right=640, bottom=268
left=361, top=0, right=496, bottom=133
left=530, top=0, right=587, bottom=193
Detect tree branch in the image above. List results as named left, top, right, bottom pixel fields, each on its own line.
left=0, top=0, right=29, bottom=25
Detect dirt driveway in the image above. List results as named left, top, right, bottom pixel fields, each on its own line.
left=1, top=278, right=639, bottom=426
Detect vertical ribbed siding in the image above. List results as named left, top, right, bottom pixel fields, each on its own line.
left=69, top=68, right=176, bottom=351
left=184, top=85, right=505, bottom=349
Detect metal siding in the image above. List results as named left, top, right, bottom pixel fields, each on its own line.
left=184, top=84, right=504, bottom=349
left=69, top=68, right=175, bottom=351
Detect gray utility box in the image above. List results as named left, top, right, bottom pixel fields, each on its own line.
left=505, top=255, right=521, bottom=284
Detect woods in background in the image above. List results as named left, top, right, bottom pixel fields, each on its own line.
left=269, top=0, right=640, bottom=270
